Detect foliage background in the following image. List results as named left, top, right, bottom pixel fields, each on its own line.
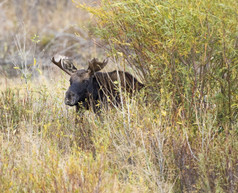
left=0, top=0, right=238, bottom=192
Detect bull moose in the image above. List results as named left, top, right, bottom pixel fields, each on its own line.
left=51, top=55, right=144, bottom=113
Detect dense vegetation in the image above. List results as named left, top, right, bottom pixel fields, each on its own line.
left=79, top=0, right=238, bottom=130
left=1, top=0, right=238, bottom=192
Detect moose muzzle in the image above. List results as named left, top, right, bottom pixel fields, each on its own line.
left=65, top=91, right=79, bottom=106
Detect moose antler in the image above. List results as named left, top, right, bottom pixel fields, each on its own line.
left=51, top=55, right=77, bottom=75
left=88, top=58, right=108, bottom=73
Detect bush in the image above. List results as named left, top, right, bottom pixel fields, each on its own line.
left=77, top=0, right=238, bottom=130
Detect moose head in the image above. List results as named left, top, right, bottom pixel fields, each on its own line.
left=52, top=56, right=108, bottom=107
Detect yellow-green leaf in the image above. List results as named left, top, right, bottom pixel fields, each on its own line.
left=33, top=58, right=36, bottom=66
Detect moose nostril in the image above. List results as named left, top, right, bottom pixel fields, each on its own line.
left=65, top=97, right=71, bottom=104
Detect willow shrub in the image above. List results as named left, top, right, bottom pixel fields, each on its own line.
left=76, top=0, right=238, bottom=130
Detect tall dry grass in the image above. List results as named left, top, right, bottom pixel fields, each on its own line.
left=0, top=79, right=172, bottom=192
left=1, top=76, right=237, bottom=192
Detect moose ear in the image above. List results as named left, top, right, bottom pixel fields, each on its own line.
left=88, top=58, right=108, bottom=75
left=51, top=55, right=77, bottom=75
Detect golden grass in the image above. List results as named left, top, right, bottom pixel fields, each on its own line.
left=1, top=78, right=237, bottom=192
left=0, top=79, right=172, bottom=192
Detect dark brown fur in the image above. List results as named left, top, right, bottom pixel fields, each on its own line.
left=51, top=56, right=144, bottom=113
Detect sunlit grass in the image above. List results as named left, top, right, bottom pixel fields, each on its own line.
left=1, top=79, right=237, bottom=192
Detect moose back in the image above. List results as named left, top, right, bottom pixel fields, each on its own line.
left=51, top=55, right=144, bottom=112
